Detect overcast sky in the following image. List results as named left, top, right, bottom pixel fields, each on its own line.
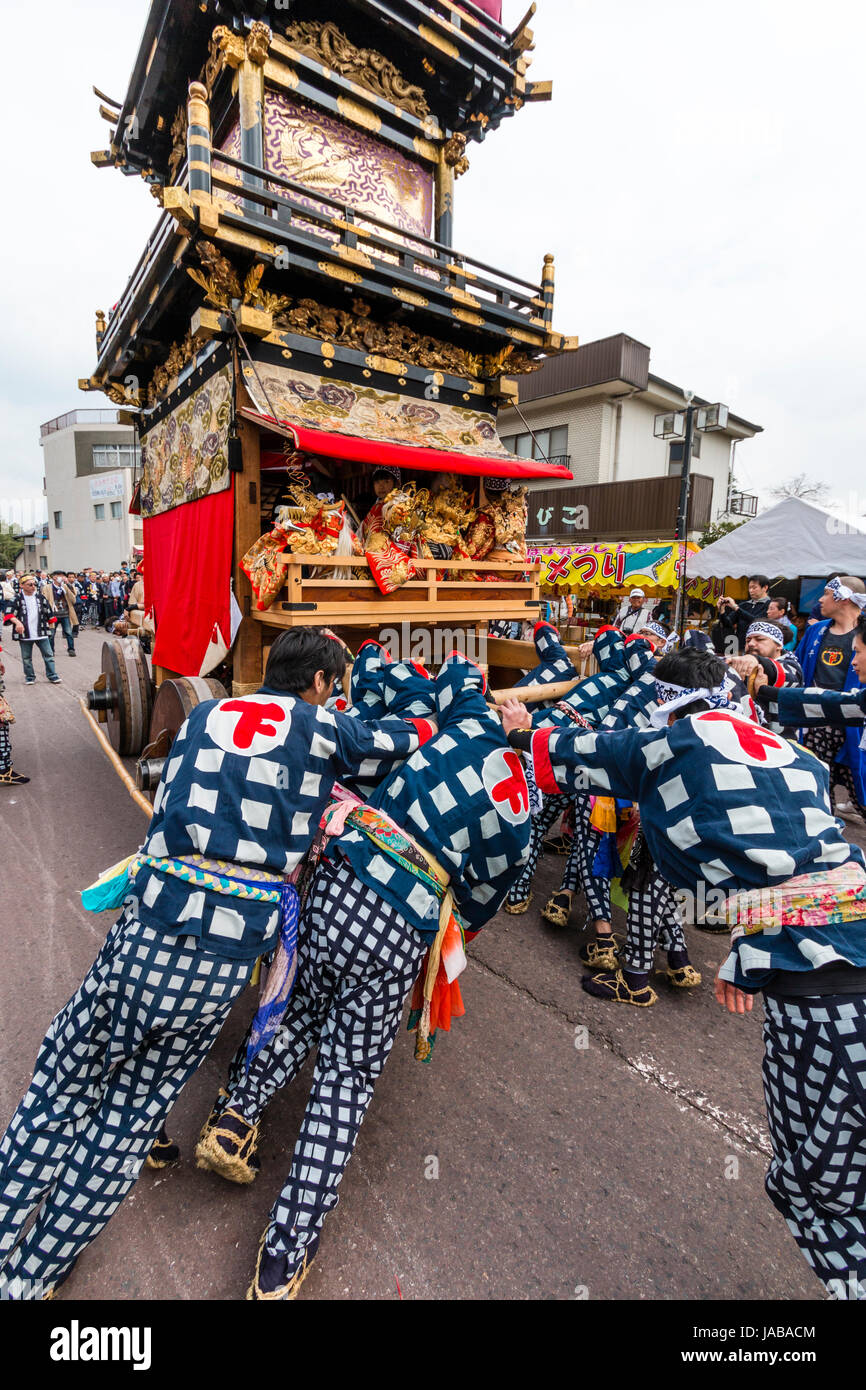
left=1, top=0, right=863, bottom=529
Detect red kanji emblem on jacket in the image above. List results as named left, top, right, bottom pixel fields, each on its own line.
left=482, top=747, right=531, bottom=823
left=205, top=697, right=292, bottom=756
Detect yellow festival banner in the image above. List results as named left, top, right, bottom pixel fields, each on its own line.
left=527, top=541, right=742, bottom=600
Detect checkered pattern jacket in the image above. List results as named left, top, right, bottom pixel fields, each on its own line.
left=3, top=590, right=56, bottom=642
left=532, top=626, right=633, bottom=730
left=334, top=657, right=532, bottom=940
left=527, top=708, right=865, bottom=899
left=341, top=643, right=437, bottom=797
left=599, top=638, right=659, bottom=731
left=133, top=690, right=428, bottom=958
left=514, top=622, right=578, bottom=709
left=773, top=685, right=866, bottom=733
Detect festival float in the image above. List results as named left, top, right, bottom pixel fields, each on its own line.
left=80, top=0, right=578, bottom=782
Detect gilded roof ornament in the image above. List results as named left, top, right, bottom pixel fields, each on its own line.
left=282, top=20, right=430, bottom=121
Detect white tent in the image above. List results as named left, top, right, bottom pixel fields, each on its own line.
left=689, top=496, right=866, bottom=580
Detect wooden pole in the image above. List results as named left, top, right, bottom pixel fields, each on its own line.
left=490, top=676, right=580, bottom=705
left=187, top=82, right=212, bottom=203
left=435, top=147, right=455, bottom=246
left=238, top=46, right=266, bottom=215
left=232, top=406, right=265, bottom=693
left=79, top=698, right=153, bottom=818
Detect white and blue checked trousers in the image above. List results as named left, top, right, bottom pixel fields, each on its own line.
left=763, top=992, right=866, bottom=1300
left=222, top=856, right=427, bottom=1266
left=0, top=907, right=251, bottom=1299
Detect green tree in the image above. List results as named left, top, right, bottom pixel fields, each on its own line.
left=698, top=518, right=746, bottom=549
left=0, top=523, right=24, bottom=569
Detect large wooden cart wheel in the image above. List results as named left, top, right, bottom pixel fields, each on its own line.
left=86, top=638, right=154, bottom=758
left=136, top=676, right=227, bottom=800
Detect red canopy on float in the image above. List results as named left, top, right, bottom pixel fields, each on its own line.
left=241, top=409, right=572, bottom=482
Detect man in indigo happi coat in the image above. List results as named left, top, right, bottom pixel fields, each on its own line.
left=0, top=628, right=431, bottom=1301
left=196, top=654, right=531, bottom=1300
left=503, top=644, right=866, bottom=1297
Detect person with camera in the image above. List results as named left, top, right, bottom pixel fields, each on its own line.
left=713, top=574, right=772, bottom=654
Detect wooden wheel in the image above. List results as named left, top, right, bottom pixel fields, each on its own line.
left=88, top=638, right=154, bottom=758
left=136, top=676, right=227, bottom=799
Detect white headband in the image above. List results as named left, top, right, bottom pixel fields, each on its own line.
left=650, top=680, right=730, bottom=728
left=746, top=621, right=785, bottom=646
left=828, top=577, right=866, bottom=610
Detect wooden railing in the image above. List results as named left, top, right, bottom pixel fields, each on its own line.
left=208, top=148, right=552, bottom=336
left=250, top=553, right=542, bottom=628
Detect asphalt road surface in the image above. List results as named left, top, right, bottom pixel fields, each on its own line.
left=3, top=629, right=860, bottom=1302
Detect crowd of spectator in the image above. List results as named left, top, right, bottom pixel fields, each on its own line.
left=0, top=564, right=147, bottom=661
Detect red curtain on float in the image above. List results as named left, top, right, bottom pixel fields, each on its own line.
left=144, top=483, right=235, bottom=676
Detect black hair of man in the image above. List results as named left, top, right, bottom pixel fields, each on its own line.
left=857, top=613, right=866, bottom=645
left=264, top=626, right=347, bottom=695
left=654, top=646, right=728, bottom=714
left=748, top=574, right=770, bottom=590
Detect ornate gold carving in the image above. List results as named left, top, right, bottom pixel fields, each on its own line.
left=392, top=288, right=428, bottom=307
left=101, top=379, right=142, bottom=408
left=187, top=241, right=242, bottom=312
left=204, top=25, right=244, bottom=96
left=168, top=103, right=186, bottom=180
left=146, top=331, right=197, bottom=407
left=268, top=295, right=543, bottom=380
left=443, top=132, right=470, bottom=178
left=186, top=242, right=292, bottom=319
left=282, top=20, right=430, bottom=120
left=247, top=21, right=272, bottom=66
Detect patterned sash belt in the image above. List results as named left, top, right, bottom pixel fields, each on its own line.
left=727, top=863, right=866, bottom=937
left=126, top=854, right=300, bottom=1073
left=324, top=801, right=467, bottom=1062
left=129, top=852, right=285, bottom=904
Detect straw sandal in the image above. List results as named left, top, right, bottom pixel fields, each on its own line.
left=578, top=937, right=620, bottom=972
left=195, top=1096, right=260, bottom=1185
left=665, top=963, right=702, bottom=989
left=543, top=834, right=572, bottom=856
left=505, top=891, right=532, bottom=915
left=246, top=1234, right=318, bottom=1301
left=542, top=890, right=573, bottom=928
left=145, top=1128, right=180, bottom=1170
left=581, top=969, right=658, bottom=1007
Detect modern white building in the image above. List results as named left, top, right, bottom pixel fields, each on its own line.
left=40, top=410, right=143, bottom=572
left=498, top=334, right=762, bottom=542
left=13, top=523, right=51, bottom=574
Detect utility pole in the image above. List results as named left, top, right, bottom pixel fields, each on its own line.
left=673, top=395, right=695, bottom=639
